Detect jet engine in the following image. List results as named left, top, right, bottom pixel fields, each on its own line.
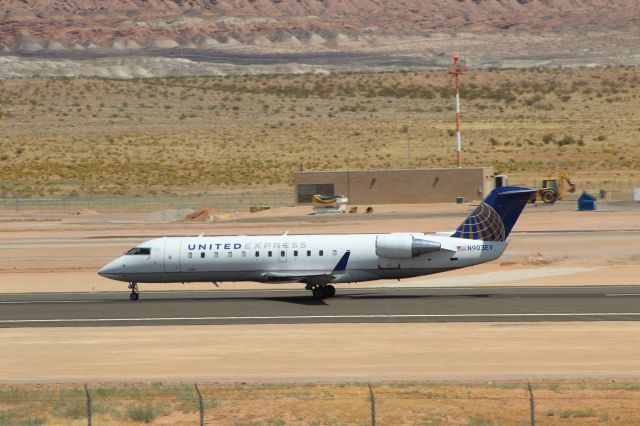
left=375, top=233, right=441, bottom=258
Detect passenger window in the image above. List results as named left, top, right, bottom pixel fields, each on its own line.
left=255, top=251, right=260, bottom=257
left=307, top=250, right=311, bottom=256
left=280, top=250, right=285, bottom=257
left=294, top=250, right=298, bottom=257
left=227, top=252, right=232, bottom=257
left=200, top=252, right=205, bottom=258
left=188, top=252, right=193, bottom=259
left=268, top=251, right=273, bottom=257
left=332, top=250, right=337, bottom=256
left=242, top=251, right=247, bottom=257
left=319, top=250, right=324, bottom=256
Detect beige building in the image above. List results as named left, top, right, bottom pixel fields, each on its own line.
left=294, top=167, right=494, bottom=205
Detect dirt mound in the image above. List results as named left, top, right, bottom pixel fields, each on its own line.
left=13, top=36, right=44, bottom=53
left=184, top=207, right=216, bottom=222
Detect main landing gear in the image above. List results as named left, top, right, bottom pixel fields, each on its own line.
left=128, top=282, right=140, bottom=301
left=310, top=284, right=336, bottom=300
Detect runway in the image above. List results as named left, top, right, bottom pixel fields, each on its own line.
left=1, top=285, right=640, bottom=328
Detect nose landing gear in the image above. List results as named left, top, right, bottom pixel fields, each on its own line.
left=128, top=282, right=140, bottom=301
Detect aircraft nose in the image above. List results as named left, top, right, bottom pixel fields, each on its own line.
left=98, top=258, right=126, bottom=280
left=97, top=263, right=111, bottom=277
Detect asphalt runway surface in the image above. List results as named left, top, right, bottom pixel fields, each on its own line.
left=1, top=286, right=640, bottom=328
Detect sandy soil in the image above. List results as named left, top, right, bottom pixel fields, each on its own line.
left=1, top=202, right=639, bottom=383
left=1, top=322, right=640, bottom=383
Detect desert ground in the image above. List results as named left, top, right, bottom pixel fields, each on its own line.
left=3, top=379, right=639, bottom=425
left=1, top=68, right=639, bottom=199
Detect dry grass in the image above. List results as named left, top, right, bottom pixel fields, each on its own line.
left=0, top=67, right=639, bottom=197
left=1, top=381, right=639, bottom=425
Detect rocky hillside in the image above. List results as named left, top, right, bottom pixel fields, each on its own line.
left=1, top=0, right=639, bottom=55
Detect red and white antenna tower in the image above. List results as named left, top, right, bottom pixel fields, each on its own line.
left=448, top=54, right=467, bottom=168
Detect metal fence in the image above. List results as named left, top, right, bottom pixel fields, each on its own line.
left=0, top=193, right=295, bottom=212
left=1, top=191, right=637, bottom=214
left=1, top=382, right=640, bottom=425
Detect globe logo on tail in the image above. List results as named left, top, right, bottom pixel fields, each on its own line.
left=453, top=202, right=506, bottom=242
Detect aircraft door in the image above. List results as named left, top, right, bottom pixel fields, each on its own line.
left=164, top=238, right=181, bottom=272
left=148, top=244, right=165, bottom=273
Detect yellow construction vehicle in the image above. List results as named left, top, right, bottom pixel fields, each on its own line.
left=529, top=172, right=576, bottom=204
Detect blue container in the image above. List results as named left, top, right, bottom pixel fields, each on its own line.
left=578, top=191, right=597, bottom=211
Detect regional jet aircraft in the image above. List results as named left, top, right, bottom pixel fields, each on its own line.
left=98, top=186, right=535, bottom=300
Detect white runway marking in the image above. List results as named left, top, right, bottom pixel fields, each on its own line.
left=1, top=312, right=639, bottom=324
left=606, top=294, right=640, bottom=297
left=0, top=300, right=100, bottom=304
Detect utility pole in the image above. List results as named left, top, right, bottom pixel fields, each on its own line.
left=448, top=54, right=467, bottom=168
left=405, top=120, right=412, bottom=168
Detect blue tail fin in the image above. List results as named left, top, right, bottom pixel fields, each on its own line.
left=452, top=186, right=536, bottom=241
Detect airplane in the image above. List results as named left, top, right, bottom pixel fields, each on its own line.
left=98, top=186, right=536, bottom=300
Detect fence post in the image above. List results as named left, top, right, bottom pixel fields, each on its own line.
left=195, top=383, right=204, bottom=426
left=84, top=384, right=92, bottom=426
left=527, top=382, right=535, bottom=426
left=368, top=383, right=376, bottom=426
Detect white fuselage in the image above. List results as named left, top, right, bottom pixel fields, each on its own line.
left=98, top=232, right=507, bottom=284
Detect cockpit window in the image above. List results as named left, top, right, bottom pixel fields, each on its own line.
left=124, top=247, right=151, bottom=256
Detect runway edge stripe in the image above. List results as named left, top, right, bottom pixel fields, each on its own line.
left=3, top=312, right=640, bottom=323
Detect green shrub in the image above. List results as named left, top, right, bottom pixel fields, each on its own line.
left=126, top=402, right=170, bottom=423
left=557, top=135, right=577, bottom=146
left=53, top=395, right=86, bottom=419
left=464, top=416, right=495, bottom=426
left=558, top=408, right=597, bottom=419
left=18, top=418, right=47, bottom=426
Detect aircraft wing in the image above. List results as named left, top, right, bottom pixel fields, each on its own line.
left=259, top=250, right=351, bottom=286
left=259, top=272, right=337, bottom=286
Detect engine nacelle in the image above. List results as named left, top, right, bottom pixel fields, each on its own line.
left=375, top=233, right=441, bottom=258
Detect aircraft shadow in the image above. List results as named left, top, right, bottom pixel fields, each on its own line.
left=108, top=292, right=498, bottom=305
left=340, top=292, right=495, bottom=300
left=103, top=295, right=330, bottom=306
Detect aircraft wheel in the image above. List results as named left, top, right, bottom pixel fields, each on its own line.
left=541, top=190, right=556, bottom=204
left=312, top=287, right=325, bottom=299
left=323, top=285, right=336, bottom=298
left=128, top=282, right=140, bottom=301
